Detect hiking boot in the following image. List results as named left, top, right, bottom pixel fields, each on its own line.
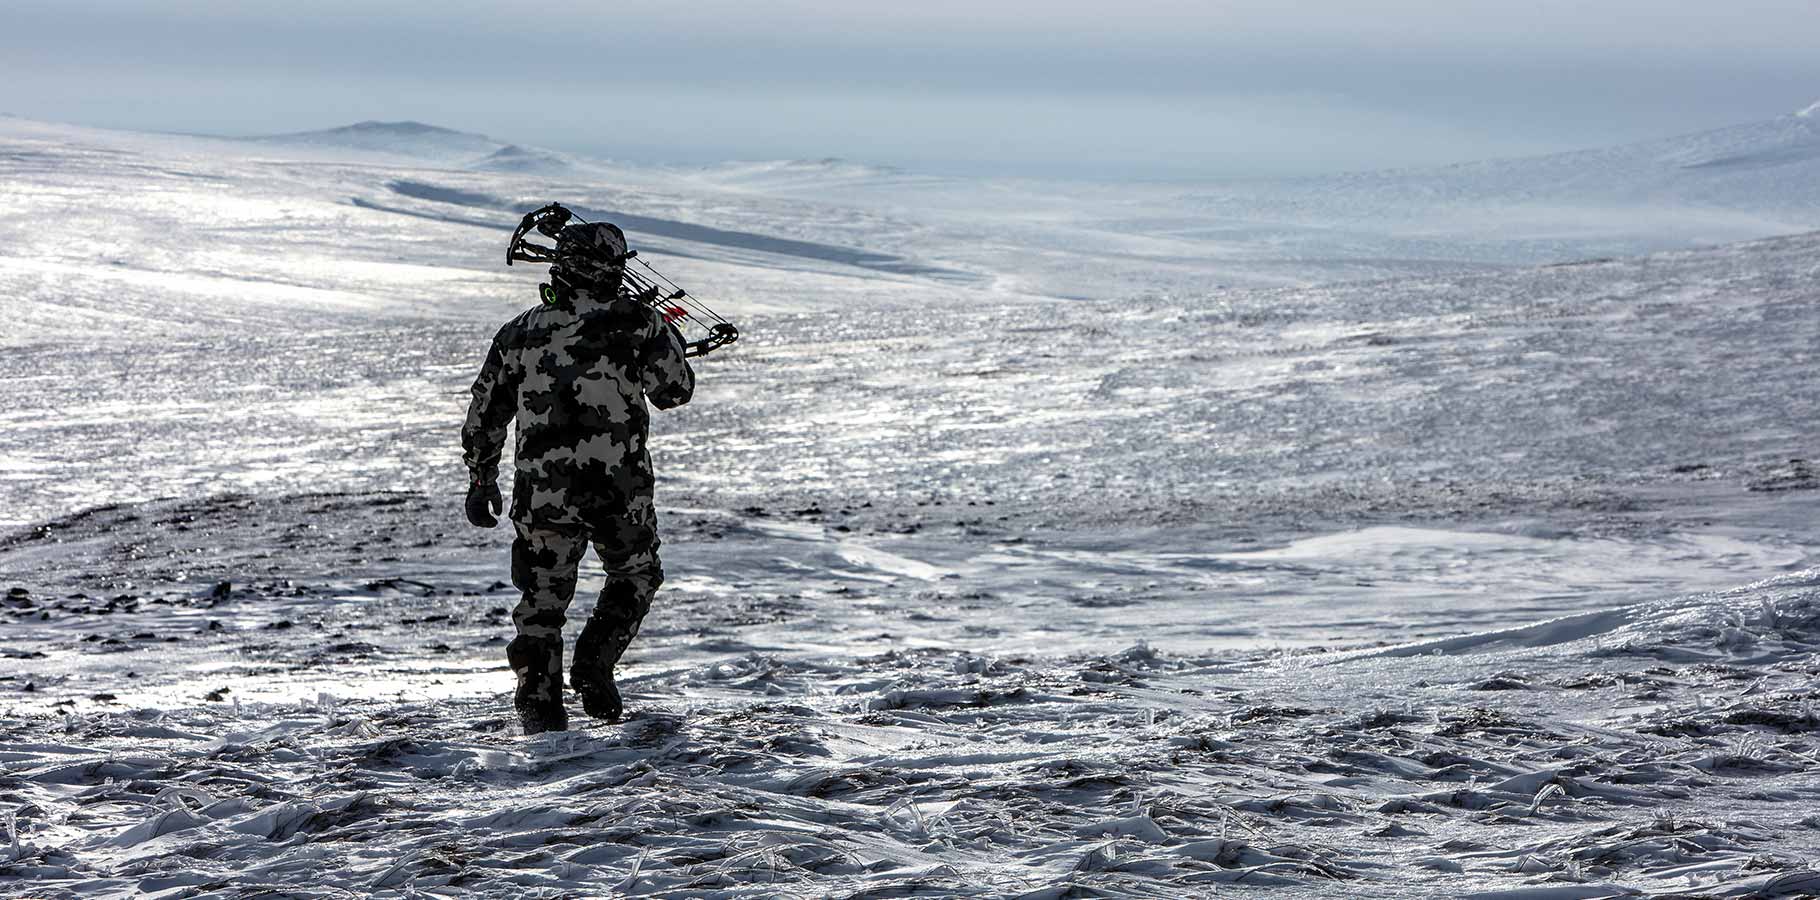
left=506, top=635, right=568, bottom=735
left=571, top=617, right=634, bottom=722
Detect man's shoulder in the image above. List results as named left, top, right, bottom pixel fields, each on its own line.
left=494, top=304, right=564, bottom=346
left=581, top=296, right=661, bottom=332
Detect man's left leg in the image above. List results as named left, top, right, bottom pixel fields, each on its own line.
left=572, top=512, right=663, bottom=723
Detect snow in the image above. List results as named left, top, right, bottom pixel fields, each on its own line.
left=2, top=111, right=1819, bottom=896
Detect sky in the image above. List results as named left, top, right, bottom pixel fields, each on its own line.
left=4, top=0, right=1819, bottom=178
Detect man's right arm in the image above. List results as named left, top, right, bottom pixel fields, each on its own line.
left=640, top=317, right=696, bottom=410
left=462, top=334, right=517, bottom=483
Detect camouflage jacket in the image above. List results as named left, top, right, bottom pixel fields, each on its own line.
left=462, top=286, right=695, bottom=528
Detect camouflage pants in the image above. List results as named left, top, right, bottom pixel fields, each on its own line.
left=510, top=521, right=664, bottom=643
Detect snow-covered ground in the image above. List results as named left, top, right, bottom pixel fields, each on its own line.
left=2, top=111, right=1819, bottom=897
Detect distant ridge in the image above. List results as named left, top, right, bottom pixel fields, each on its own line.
left=470, top=144, right=573, bottom=175
left=1650, top=102, right=1820, bottom=170
left=693, top=156, right=920, bottom=190
left=1185, top=101, right=1820, bottom=228
left=251, top=120, right=508, bottom=163
left=318, top=120, right=465, bottom=135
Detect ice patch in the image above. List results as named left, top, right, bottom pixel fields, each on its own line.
left=833, top=542, right=951, bottom=581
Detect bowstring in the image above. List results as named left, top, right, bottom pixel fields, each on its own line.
left=631, top=257, right=732, bottom=326
left=562, top=207, right=733, bottom=333
left=621, top=268, right=737, bottom=359
left=621, top=267, right=709, bottom=336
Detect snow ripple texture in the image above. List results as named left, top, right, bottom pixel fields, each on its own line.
left=6, top=573, right=1820, bottom=897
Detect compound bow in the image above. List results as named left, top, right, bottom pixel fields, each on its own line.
left=507, top=202, right=740, bottom=358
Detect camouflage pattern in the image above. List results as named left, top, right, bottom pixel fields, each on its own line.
left=462, top=279, right=695, bottom=529
left=506, top=633, right=567, bottom=732
left=508, top=521, right=664, bottom=641
left=508, top=520, right=661, bottom=724
left=553, top=222, right=628, bottom=286
left=464, top=275, right=692, bottom=684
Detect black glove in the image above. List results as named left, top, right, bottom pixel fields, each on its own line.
left=465, top=479, right=502, bottom=528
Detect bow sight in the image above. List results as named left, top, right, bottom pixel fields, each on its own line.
left=508, top=202, right=740, bottom=358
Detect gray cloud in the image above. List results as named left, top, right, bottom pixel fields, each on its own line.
left=3, top=1, right=1817, bottom=177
